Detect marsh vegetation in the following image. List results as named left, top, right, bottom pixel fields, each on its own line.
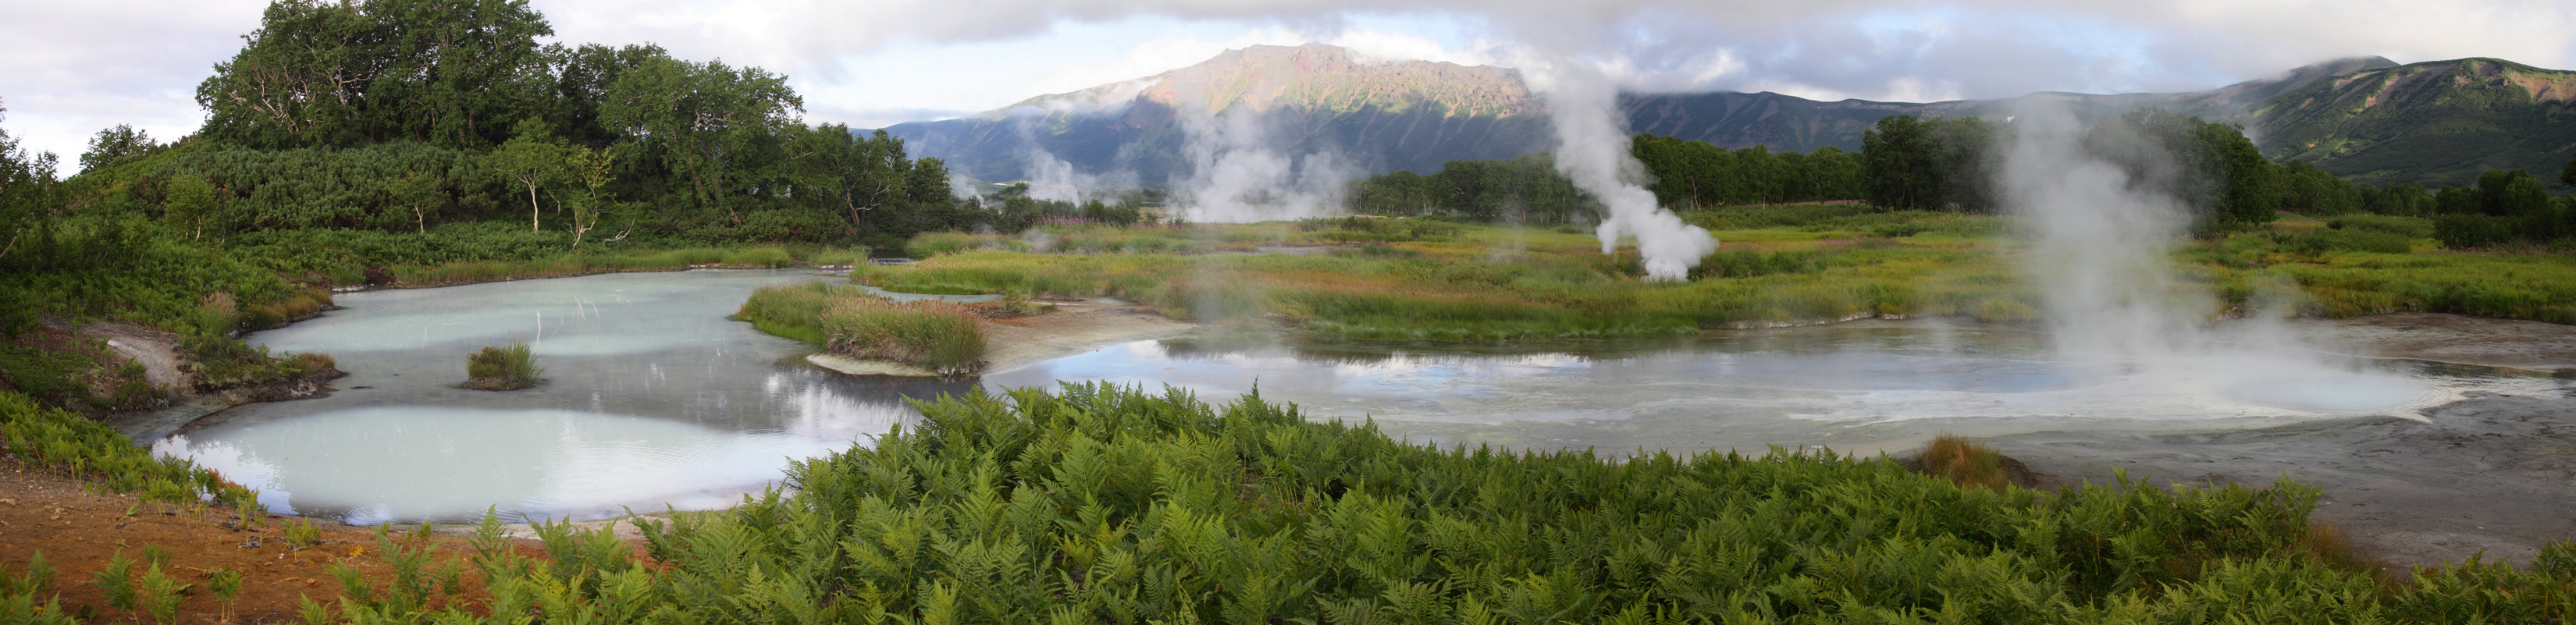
left=460, top=342, right=541, bottom=391
left=738, top=282, right=989, bottom=376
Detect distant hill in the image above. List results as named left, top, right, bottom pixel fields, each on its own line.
left=881, top=44, right=2571, bottom=190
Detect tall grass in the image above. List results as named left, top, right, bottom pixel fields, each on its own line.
left=738, top=283, right=987, bottom=375
left=461, top=342, right=540, bottom=390
left=390, top=246, right=805, bottom=286
left=318, top=384, right=2576, bottom=623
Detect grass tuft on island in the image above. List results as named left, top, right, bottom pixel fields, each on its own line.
left=738, top=282, right=987, bottom=376
left=461, top=342, right=540, bottom=391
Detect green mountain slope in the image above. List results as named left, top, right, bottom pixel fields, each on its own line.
left=2241, top=58, right=2576, bottom=187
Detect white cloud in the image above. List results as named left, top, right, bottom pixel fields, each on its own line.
left=5, top=0, right=2573, bottom=158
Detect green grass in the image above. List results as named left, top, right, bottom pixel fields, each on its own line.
left=315, top=383, right=2576, bottom=623
left=857, top=222, right=2037, bottom=340
left=0, top=390, right=263, bottom=509
left=738, top=282, right=989, bottom=375
left=461, top=342, right=541, bottom=390
left=390, top=245, right=806, bottom=286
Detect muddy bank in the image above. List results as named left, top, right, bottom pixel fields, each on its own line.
left=1988, top=390, right=2575, bottom=569
left=2282, top=311, right=2576, bottom=371
left=1982, top=312, right=2576, bottom=569
left=809, top=300, right=1198, bottom=377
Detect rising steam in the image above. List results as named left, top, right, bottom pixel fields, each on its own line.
left=1534, top=65, right=1718, bottom=281
left=1173, top=104, right=1354, bottom=223
left=2001, top=102, right=2426, bottom=416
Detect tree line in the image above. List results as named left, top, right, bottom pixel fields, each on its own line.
left=1347, top=108, right=2576, bottom=248
left=12, top=0, right=1044, bottom=259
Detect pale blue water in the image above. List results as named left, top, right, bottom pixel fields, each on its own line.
left=155, top=270, right=2549, bottom=524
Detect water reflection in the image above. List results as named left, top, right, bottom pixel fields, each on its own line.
left=158, top=270, right=977, bottom=524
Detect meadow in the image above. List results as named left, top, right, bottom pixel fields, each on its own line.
left=851, top=210, right=2576, bottom=342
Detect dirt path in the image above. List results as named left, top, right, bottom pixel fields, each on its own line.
left=77, top=323, right=194, bottom=392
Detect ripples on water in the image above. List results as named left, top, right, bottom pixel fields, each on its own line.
left=157, top=272, right=2558, bottom=524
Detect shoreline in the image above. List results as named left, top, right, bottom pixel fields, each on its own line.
left=73, top=266, right=2576, bottom=568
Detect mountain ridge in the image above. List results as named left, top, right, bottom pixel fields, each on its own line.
left=883, top=45, right=2570, bottom=190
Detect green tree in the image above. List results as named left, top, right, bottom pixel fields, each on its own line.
left=195, top=0, right=557, bottom=149
left=385, top=170, right=439, bottom=233
left=600, top=54, right=802, bottom=224
left=80, top=125, right=162, bottom=172
left=2477, top=169, right=2549, bottom=216
left=563, top=145, right=614, bottom=248
left=486, top=119, right=566, bottom=232
left=2562, top=155, right=2575, bottom=187
left=0, top=101, right=62, bottom=260
left=1862, top=115, right=1937, bottom=211
left=164, top=175, right=221, bottom=240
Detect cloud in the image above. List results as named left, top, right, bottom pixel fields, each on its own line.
left=6, top=0, right=2573, bottom=158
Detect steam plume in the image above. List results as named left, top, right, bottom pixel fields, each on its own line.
left=1534, top=64, right=1718, bottom=281
left=1173, top=104, right=1354, bottom=223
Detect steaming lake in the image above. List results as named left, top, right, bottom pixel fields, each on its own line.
left=154, top=269, right=2557, bottom=524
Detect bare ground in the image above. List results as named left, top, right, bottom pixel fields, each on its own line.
left=1991, top=312, right=2576, bottom=570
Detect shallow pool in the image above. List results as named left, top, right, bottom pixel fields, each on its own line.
left=155, top=271, right=2555, bottom=524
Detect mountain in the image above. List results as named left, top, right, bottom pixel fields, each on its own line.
left=2235, top=58, right=2576, bottom=186
left=884, top=44, right=1552, bottom=187
left=881, top=44, right=2570, bottom=190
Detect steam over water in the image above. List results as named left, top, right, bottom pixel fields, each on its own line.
left=2000, top=105, right=2417, bottom=414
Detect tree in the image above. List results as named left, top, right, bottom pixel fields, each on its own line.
left=386, top=170, right=439, bottom=233
left=0, top=101, right=62, bottom=260
left=80, top=125, right=162, bottom=172
left=164, top=175, right=221, bottom=240
left=600, top=54, right=802, bottom=224
left=195, top=0, right=556, bottom=149
left=563, top=145, right=615, bottom=248
left=486, top=119, right=566, bottom=232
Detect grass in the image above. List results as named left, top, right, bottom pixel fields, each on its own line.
left=1917, top=434, right=2008, bottom=492
left=857, top=219, right=2038, bottom=341
left=461, top=342, right=541, bottom=391
left=737, top=282, right=989, bottom=375
left=311, top=383, right=2576, bottom=623
left=390, top=245, right=807, bottom=286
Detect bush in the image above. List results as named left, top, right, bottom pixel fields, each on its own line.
left=2327, top=214, right=2435, bottom=239
left=316, top=384, right=2576, bottom=623
left=738, top=283, right=988, bottom=375
left=2286, top=228, right=2414, bottom=255
left=0, top=390, right=260, bottom=507
left=461, top=342, right=540, bottom=390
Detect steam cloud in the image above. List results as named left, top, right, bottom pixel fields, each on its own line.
left=2001, top=101, right=2420, bottom=415
left=1533, top=64, right=1719, bottom=281
left=1172, top=104, right=1355, bottom=223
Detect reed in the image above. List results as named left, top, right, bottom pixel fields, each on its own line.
left=461, top=342, right=541, bottom=390
left=737, top=283, right=989, bottom=375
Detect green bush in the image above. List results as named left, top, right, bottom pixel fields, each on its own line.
left=0, top=390, right=261, bottom=507
left=2327, top=214, right=2435, bottom=239
left=2286, top=228, right=2414, bottom=255
left=461, top=342, right=540, bottom=390
left=326, top=384, right=2574, bottom=623
left=738, top=282, right=987, bottom=375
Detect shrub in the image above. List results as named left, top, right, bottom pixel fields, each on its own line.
left=0, top=390, right=261, bottom=507
left=738, top=283, right=988, bottom=375
left=461, top=342, right=540, bottom=390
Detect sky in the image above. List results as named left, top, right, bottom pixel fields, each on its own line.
left=5, top=0, right=2574, bottom=164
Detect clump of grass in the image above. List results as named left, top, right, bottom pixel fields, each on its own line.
left=462, top=342, right=541, bottom=391
left=191, top=292, right=238, bottom=337
left=207, top=567, right=244, bottom=623
left=1917, top=434, right=2009, bottom=491
left=738, top=283, right=989, bottom=376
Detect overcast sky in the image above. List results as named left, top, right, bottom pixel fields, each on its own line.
left=5, top=0, right=2574, bottom=163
